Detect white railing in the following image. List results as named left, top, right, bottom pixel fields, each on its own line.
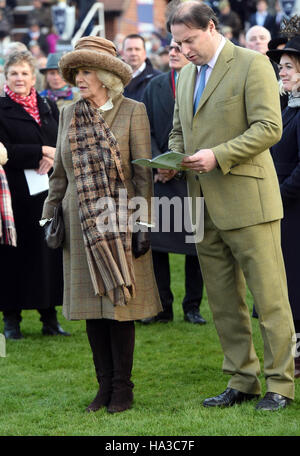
left=71, top=2, right=105, bottom=46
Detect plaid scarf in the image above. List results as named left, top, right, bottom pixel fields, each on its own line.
left=68, top=99, right=135, bottom=307
left=4, top=84, right=41, bottom=126
left=0, top=166, right=16, bottom=246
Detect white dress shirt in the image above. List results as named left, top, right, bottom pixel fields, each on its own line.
left=132, top=61, right=146, bottom=78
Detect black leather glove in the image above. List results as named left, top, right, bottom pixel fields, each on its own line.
left=132, top=230, right=151, bottom=259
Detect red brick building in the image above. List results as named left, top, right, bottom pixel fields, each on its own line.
left=104, top=0, right=170, bottom=41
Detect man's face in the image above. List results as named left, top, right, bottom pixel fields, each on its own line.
left=246, top=27, right=270, bottom=55
left=168, top=40, right=189, bottom=71
left=122, top=38, right=147, bottom=71
left=171, top=21, right=218, bottom=66
left=257, top=1, right=267, bottom=12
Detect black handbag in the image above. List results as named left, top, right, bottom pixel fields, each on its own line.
left=44, top=203, right=64, bottom=249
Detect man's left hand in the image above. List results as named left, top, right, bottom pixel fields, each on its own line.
left=155, top=168, right=177, bottom=183
left=181, top=149, right=217, bottom=173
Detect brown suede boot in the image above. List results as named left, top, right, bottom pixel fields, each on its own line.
left=85, top=319, right=113, bottom=412
left=107, top=320, right=135, bottom=414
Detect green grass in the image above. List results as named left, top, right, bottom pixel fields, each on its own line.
left=0, top=253, right=299, bottom=436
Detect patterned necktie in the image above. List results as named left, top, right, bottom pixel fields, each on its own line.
left=193, top=64, right=209, bottom=115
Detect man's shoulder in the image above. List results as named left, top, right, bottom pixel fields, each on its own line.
left=221, top=41, right=271, bottom=75
left=177, top=62, right=195, bottom=80
left=232, top=43, right=261, bottom=59
left=147, top=71, right=170, bottom=88
left=143, top=59, right=161, bottom=79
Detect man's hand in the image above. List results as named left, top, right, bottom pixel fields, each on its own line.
left=37, top=156, right=53, bottom=175
left=181, top=149, right=217, bottom=173
left=155, top=168, right=177, bottom=183
left=42, top=146, right=56, bottom=160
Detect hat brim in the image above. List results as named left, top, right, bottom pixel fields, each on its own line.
left=267, top=37, right=288, bottom=50
left=40, top=66, right=58, bottom=74
left=267, top=47, right=300, bottom=63
left=58, top=49, right=132, bottom=87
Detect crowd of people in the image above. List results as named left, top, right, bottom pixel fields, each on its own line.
left=0, top=0, right=299, bottom=416
left=0, top=1, right=300, bottom=75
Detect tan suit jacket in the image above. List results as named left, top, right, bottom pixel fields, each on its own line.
left=169, top=39, right=283, bottom=230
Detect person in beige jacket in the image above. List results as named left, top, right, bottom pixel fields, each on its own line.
left=167, top=1, right=295, bottom=411
left=42, top=37, right=161, bottom=414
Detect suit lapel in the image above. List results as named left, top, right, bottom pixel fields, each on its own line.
left=184, top=64, right=198, bottom=126
left=194, top=40, right=234, bottom=115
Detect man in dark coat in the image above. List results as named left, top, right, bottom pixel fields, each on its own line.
left=248, top=0, right=277, bottom=37
left=122, top=34, right=161, bottom=102
left=142, top=40, right=206, bottom=325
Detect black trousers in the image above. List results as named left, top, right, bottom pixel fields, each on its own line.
left=152, top=251, right=203, bottom=316
left=3, top=308, right=58, bottom=325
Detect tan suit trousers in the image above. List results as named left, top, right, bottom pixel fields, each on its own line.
left=196, top=206, right=295, bottom=399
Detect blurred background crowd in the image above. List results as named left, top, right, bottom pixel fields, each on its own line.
left=0, top=0, right=299, bottom=80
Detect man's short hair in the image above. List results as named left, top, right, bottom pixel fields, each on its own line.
left=245, top=25, right=271, bottom=43
left=167, top=1, right=219, bottom=33
left=123, top=34, right=146, bottom=49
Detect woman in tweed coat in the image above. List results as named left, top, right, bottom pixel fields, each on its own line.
left=42, top=37, right=161, bottom=414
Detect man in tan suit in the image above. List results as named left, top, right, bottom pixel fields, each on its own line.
left=168, top=1, right=295, bottom=411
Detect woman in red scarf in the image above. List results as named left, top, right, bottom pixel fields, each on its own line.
left=0, top=50, right=68, bottom=339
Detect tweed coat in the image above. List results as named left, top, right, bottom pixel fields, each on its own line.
left=271, top=106, right=300, bottom=321
left=169, top=39, right=283, bottom=231
left=0, top=93, right=63, bottom=311
left=42, top=94, right=162, bottom=321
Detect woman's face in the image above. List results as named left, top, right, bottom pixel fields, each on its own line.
left=6, top=62, right=36, bottom=96
left=46, top=69, right=66, bottom=90
left=75, top=68, right=107, bottom=106
left=279, top=54, right=300, bottom=93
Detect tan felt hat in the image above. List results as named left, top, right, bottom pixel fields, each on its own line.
left=59, top=36, right=132, bottom=87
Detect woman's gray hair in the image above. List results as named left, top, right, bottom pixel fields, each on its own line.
left=4, top=50, right=37, bottom=78
left=96, top=69, right=124, bottom=99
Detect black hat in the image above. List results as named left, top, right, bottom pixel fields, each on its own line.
left=267, top=36, right=288, bottom=50
left=267, top=35, right=300, bottom=63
